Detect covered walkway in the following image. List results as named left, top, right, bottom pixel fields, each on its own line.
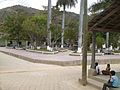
left=88, top=0, right=120, bottom=68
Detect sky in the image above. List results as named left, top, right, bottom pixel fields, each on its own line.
left=0, top=0, right=97, bottom=14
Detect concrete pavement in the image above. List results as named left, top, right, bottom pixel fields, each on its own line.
left=0, top=52, right=99, bottom=90
left=0, top=52, right=120, bottom=90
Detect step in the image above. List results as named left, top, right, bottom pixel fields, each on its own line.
left=88, top=78, right=120, bottom=90
left=88, top=75, right=120, bottom=90
left=87, top=78, right=103, bottom=90
left=109, top=88, right=120, bottom=90
left=90, top=75, right=109, bottom=83
left=90, top=73, right=120, bottom=83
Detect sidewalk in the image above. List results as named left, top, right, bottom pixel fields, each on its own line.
left=0, top=47, right=120, bottom=66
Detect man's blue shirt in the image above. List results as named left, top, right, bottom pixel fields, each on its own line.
left=110, top=75, right=119, bottom=87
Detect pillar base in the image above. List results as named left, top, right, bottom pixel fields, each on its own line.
left=78, top=78, right=87, bottom=86
left=88, top=68, right=96, bottom=78
left=47, top=46, right=53, bottom=51
left=61, top=45, right=63, bottom=48
left=47, top=46, right=50, bottom=51
left=77, top=47, right=82, bottom=53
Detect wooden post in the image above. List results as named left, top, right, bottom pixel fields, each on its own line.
left=82, top=0, right=88, bottom=86
left=88, top=31, right=96, bottom=78
left=106, top=32, right=109, bottom=50
left=91, top=31, right=96, bottom=69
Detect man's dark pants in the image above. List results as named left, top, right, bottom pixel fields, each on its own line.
left=102, top=83, right=114, bottom=90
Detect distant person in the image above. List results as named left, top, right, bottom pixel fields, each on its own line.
left=102, top=64, right=111, bottom=75
left=94, top=62, right=100, bottom=75
left=102, top=70, right=119, bottom=90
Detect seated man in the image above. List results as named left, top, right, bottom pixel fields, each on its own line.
left=102, top=64, right=111, bottom=75
left=102, top=70, right=119, bottom=90
left=95, top=62, right=100, bottom=75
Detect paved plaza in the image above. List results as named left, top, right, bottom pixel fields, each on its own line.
left=0, top=47, right=120, bottom=90
left=0, top=52, right=99, bottom=90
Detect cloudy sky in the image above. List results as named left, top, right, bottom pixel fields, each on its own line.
left=0, top=0, right=97, bottom=14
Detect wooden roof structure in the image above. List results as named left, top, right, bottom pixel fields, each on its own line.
left=88, top=1, right=120, bottom=32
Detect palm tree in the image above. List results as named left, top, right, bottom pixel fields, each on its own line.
left=47, top=0, right=52, bottom=51
left=56, top=0, right=78, bottom=48
left=77, top=0, right=84, bottom=53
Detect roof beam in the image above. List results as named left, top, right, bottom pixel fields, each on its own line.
left=89, top=6, right=120, bottom=31
left=102, top=14, right=120, bottom=28
left=113, top=23, right=120, bottom=29
left=92, top=28, right=120, bottom=32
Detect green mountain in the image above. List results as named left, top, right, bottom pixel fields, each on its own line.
left=0, top=5, right=41, bottom=22
left=0, top=5, right=79, bottom=23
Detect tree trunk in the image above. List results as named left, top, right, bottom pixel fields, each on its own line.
left=34, top=40, right=37, bottom=50
left=82, top=0, right=88, bottom=86
left=17, top=31, right=20, bottom=47
left=61, top=5, right=65, bottom=48
left=5, top=40, right=7, bottom=47
left=47, top=0, right=52, bottom=50
left=77, top=0, right=84, bottom=53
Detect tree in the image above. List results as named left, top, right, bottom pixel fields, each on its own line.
left=22, top=15, right=47, bottom=49
left=56, top=0, right=78, bottom=48
left=109, top=33, right=120, bottom=49
left=64, top=19, right=78, bottom=49
left=50, top=6, right=62, bottom=48
left=3, top=10, right=27, bottom=47
left=50, top=23, right=61, bottom=48
left=96, top=36, right=105, bottom=49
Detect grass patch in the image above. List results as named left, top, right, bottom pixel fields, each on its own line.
left=37, top=48, right=49, bottom=51
left=114, top=50, right=120, bottom=53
